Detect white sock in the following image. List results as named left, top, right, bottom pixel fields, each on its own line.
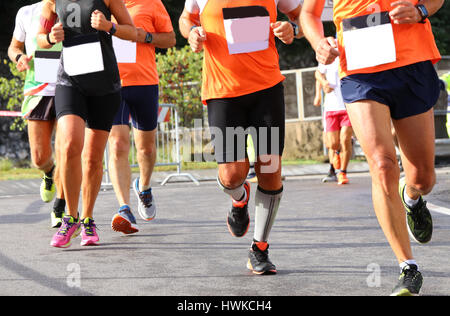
left=403, top=187, right=419, bottom=208
left=253, top=186, right=283, bottom=242
left=139, top=181, right=151, bottom=193
left=400, top=260, right=419, bottom=272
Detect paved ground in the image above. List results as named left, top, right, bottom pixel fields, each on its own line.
left=0, top=164, right=449, bottom=296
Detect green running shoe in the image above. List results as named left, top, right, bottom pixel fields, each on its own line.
left=391, top=264, right=423, bottom=296
left=51, top=210, right=65, bottom=228
left=40, top=174, right=56, bottom=203
left=399, top=178, right=433, bottom=244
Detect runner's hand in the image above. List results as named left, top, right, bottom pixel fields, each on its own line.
left=390, top=1, right=422, bottom=24
left=91, top=10, right=112, bottom=32
left=50, top=22, right=64, bottom=44
left=315, top=37, right=339, bottom=65
left=272, top=21, right=294, bottom=45
left=323, top=83, right=334, bottom=94
left=189, top=26, right=206, bottom=53
left=16, top=55, right=33, bottom=72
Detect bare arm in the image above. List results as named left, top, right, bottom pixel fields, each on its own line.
left=285, top=4, right=304, bottom=39
left=301, top=0, right=339, bottom=65
left=389, top=0, right=444, bottom=24
left=102, top=0, right=137, bottom=41
left=136, top=28, right=176, bottom=48
left=179, top=8, right=205, bottom=53
left=36, top=0, right=59, bottom=49
left=8, top=37, right=32, bottom=72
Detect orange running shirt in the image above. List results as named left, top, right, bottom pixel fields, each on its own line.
left=333, top=0, right=441, bottom=77
left=118, top=0, right=173, bottom=87
left=186, top=0, right=299, bottom=101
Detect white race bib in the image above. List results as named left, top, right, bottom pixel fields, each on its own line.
left=223, top=6, right=270, bottom=55
left=63, top=33, right=104, bottom=76
left=34, top=50, right=61, bottom=84
left=112, top=36, right=137, bottom=64
left=342, top=12, right=396, bottom=71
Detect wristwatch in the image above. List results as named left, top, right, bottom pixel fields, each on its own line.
left=289, top=21, right=300, bottom=37
left=145, top=32, right=153, bottom=44
left=415, top=4, right=428, bottom=24
left=15, top=53, right=23, bottom=63
left=109, top=22, right=117, bottom=35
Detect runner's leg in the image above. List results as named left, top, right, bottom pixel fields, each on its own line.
left=393, top=109, right=436, bottom=199
left=108, top=125, right=132, bottom=207
left=55, top=114, right=85, bottom=219
left=133, top=128, right=157, bottom=191
left=81, top=128, right=110, bottom=220
left=346, top=100, right=413, bottom=263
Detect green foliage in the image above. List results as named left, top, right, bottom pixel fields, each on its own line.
left=157, top=45, right=204, bottom=127
left=430, top=1, right=450, bottom=56
left=0, top=59, right=26, bottom=130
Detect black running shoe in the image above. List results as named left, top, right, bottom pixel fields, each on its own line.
left=227, top=181, right=250, bottom=238
left=247, top=242, right=277, bottom=275
left=391, top=264, right=423, bottom=296
left=399, top=178, right=433, bottom=244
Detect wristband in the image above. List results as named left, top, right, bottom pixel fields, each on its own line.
left=15, top=54, right=23, bottom=63
left=109, top=22, right=117, bottom=35
left=47, top=33, right=56, bottom=46
left=415, top=4, right=428, bottom=24
left=145, top=32, right=153, bottom=44
left=289, top=21, right=300, bottom=37
left=190, top=25, right=198, bottom=32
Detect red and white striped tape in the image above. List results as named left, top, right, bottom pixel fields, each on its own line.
left=0, top=111, right=21, bottom=117
left=157, top=107, right=171, bottom=123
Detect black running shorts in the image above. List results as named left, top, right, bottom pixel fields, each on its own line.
left=28, top=96, right=56, bottom=121
left=206, top=82, right=285, bottom=164
left=55, top=85, right=121, bottom=132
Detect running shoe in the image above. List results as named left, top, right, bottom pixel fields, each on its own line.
left=133, top=178, right=156, bottom=221
left=50, top=215, right=81, bottom=248
left=51, top=209, right=65, bottom=228
left=111, top=206, right=139, bottom=235
left=227, top=181, right=250, bottom=238
left=322, top=170, right=337, bottom=183
left=247, top=241, right=277, bottom=275
left=332, top=151, right=341, bottom=170
left=391, top=264, right=423, bottom=296
left=51, top=199, right=66, bottom=228
left=80, top=217, right=100, bottom=246
left=40, top=174, right=56, bottom=203
left=337, top=172, right=349, bottom=185
left=399, top=178, right=433, bottom=244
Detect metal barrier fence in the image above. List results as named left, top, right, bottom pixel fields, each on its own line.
left=102, top=103, right=199, bottom=189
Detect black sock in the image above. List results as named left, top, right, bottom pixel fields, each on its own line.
left=45, top=165, right=55, bottom=178
left=329, top=164, right=335, bottom=173
left=53, top=198, right=66, bottom=213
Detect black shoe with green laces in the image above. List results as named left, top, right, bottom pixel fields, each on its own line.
left=391, top=264, right=423, bottom=296
left=247, top=241, right=277, bottom=275
left=399, top=178, right=433, bottom=244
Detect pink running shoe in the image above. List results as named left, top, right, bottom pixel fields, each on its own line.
left=80, top=218, right=100, bottom=246
left=50, top=215, right=81, bottom=248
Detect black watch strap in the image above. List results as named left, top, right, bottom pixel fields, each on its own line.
left=46, top=33, right=56, bottom=45
left=145, top=32, right=153, bottom=44
left=109, top=22, right=117, bottom=35
left=15, top=53, right=23, bottom=63
left=289, top=21, right=299, bottom=37
left=415, top=4, right=428, bottom=24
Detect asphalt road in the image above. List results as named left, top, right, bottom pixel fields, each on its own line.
left=0, top=168, right=449, bottom=297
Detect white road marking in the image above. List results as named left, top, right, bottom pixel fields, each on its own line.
left=428, top=203, right=450, bottom=216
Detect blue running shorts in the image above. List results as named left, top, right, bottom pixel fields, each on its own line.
left=341, top=61, right=440, bottom=120
left=113, top=85, right=159, bottom=131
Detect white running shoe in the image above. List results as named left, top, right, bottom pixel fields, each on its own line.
left=133, top=178, right=156, bottom=221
